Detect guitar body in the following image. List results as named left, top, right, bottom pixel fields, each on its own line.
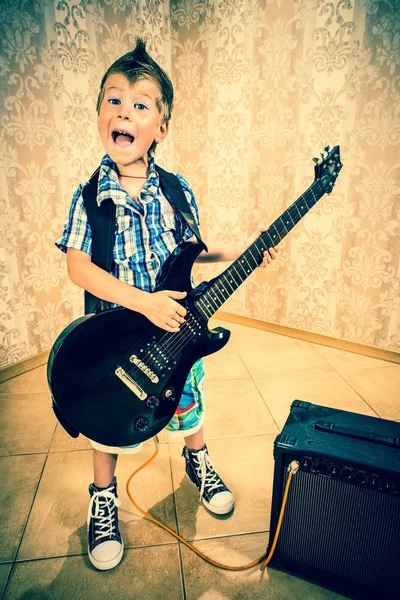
left=48, top=146, right=342, bottom=447
left=48, top=241, right=230, bottom=446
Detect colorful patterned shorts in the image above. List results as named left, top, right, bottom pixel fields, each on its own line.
left=165, top=358, right=205, bottom=435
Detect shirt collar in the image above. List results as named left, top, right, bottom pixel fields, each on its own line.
left=96, top=151, right=159, bottom=206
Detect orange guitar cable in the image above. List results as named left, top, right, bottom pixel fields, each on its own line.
left=126, top=445, right=299, bottom=572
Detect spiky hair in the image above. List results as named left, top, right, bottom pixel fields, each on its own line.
left=96, top=37, right=174, bottom=123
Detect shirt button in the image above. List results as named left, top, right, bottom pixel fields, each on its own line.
left=150, top=246, right=155, bottom=251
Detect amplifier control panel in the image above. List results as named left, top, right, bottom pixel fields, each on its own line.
left=296, top=454, right=399, bottom=495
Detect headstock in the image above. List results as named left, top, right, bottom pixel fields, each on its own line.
left=313, top=145, right=342, bottom=194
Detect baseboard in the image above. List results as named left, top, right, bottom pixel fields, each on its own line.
left=0, top=350, right=50, bottom=384
left=214, top=311, right=400, bottom=365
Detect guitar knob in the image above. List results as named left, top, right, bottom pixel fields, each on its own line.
left=145, top=395, right=159, bottom=409
left=163, top=387, right=175, bottom=401
left=134, top=417, right=149, bottom=432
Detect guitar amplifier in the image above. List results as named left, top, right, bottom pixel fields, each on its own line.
left=267, top=401, right=400, bottom=600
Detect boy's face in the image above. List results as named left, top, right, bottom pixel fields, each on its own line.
left=97, top=73, right=168, bottom=172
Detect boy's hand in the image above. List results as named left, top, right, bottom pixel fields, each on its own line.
left=247, top=226, right=278, bottom=268
left=140, top=290, right=187, bottom=332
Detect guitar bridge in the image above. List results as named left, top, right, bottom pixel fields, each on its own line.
left=115, top=366, right=147, bottom=401
left=130, top=355, right=159, bottom=383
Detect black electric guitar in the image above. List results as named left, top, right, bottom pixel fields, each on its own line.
left=48, top=146, right=342, bottom=446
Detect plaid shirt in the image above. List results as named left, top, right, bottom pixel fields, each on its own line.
left=56, top=151, right=200, bottom=295
left=57, top=151, right=205, bottom=441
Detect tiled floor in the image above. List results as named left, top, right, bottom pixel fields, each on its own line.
left=0, top=318, right=399, bottom=600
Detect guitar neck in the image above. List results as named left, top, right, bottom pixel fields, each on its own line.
left=195, top=179, right=325, bottom=319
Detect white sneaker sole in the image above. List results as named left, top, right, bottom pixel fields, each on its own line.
left=186, top=475, right=235, bottom=515
left=88, top=540, right=124, bottom=571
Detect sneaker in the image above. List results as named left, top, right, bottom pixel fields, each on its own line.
left=87, top=476, right=124, bottom=570
left=182, top=444, right=235, bottom=515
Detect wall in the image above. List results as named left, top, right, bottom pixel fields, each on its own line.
left=0, top=0, right=399, bottom=369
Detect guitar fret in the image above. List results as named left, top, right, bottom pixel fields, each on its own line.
left=196, top=298, right=212, bottom=320
left=270, top=223, right=281, bottom=244
left=221, top=272, right=236, bottom=294
left=231, top=262, right=246, bottom=285
left=247, top=246, right=260, bottom=266
left=309, top=186, right=318, bottom=204
left=215, top=280, right=229, bottom=300
left=240, top=254, right=253, bottom=275
left=278, top=217, right=289, bottom=236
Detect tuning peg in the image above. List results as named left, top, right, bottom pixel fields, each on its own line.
left=324, top=145, right=330, bottom=153
left=321, top=152, right=325, bottom=160
left=313, top=157, right=319, bottom=164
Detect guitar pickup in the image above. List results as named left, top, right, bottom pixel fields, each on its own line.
left=115, top=366, right=147, bottom=401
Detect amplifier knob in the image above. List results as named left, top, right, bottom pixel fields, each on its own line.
left=134, top=417, right=149, bottom=432
left=355, top=472, right=368, bottom=484
left=145, top=395, right=160, bottom=409
left=302, top=458, right=312, bottom=469
left=382, top=479, right=393, bottom=491
left=316, top=462, right=328, bottom=474
left=329, top=465, right=340, bottom=477
left=371, top=476, right=380, bottom=489
left=341, top=469, right=353, bottom=480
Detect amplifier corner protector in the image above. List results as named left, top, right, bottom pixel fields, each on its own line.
left=291, top=399, right=311, bottom=410
left=275, top=433, right=298, bottom=448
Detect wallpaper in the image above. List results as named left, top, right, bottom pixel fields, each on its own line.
left=0, top=0, right=399, bottom=369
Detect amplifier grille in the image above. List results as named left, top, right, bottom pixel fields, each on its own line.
left=276, top=469, right=400, bottom=598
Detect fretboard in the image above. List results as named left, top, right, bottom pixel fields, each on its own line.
left=195, top=179, right=325, bottom=320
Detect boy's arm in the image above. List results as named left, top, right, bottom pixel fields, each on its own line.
left=67, top=249, right=187, bottom=333
left=194, top=225, right=278, bottom=266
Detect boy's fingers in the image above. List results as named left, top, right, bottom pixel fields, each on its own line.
left=165, top=290, right=187, bottom=299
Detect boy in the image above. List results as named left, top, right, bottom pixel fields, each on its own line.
left=57, top=38, right=276, bottom=571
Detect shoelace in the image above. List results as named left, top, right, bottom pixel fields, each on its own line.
left=192, top=449, right=225, bottom=501
left=87, top=488, right=121, bottom=541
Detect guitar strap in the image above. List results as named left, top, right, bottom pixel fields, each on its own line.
left=82, top=164, right=207, bottom=315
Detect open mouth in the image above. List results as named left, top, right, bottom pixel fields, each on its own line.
left=112, top=130, right=135, bottom=147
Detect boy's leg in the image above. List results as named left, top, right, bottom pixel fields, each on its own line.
left=183, top=426, right=204, bottom=451
left=93, top=449, right=118, bottom=487
left=88, top=449, right=124, bottom=570
left=183, top=425, right=234, bottom=515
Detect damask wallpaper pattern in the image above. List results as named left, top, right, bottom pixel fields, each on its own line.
left=0, top=0, right=399, bottom=369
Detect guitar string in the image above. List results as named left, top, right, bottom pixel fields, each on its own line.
left=135, top=199, right=306, bottom=371
left=131, top=213, right=291, bottom=374
left=131, top=185, right=322, bottom=375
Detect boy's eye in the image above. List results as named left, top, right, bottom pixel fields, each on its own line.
left=108, top=98, right=120, bottom=105
left=134, top=102, right=148, bottom=110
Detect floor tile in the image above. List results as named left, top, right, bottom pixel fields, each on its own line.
left=202, top=379, right=278, bottom=437
left=170, top=435, right=275, bottom=542
left=17, top=447, right=177, bottom=561
left=238, top=338, right=333, bottom=378
left=49, top=424, right=93, bottom=453
left=181, top=533, right=346, bottom=600
left=203, top=345, right=250, bottom=381
left=0, top=564, right=11, bottom=599
left=312, top=344, right=399, bottom=372
left=0, top=393, right=56, bottom=456
left=0, top=454, right=45, bottom=563
left=254, top=371, right=377, bottom=429
left=0, top=366, right=48, bottom=395
left=338, top=366, right=400, bottom=420
left=5, top=546, right=183, bottom=600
